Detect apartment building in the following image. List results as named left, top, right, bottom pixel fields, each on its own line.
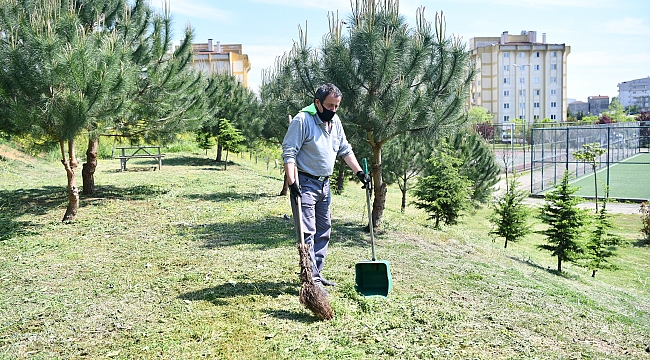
left=568, top=101, right=588, bottom=116
left=187, top=39, right=251, bottom=87
left=587, top=95, right=609, bottom=116
left=633, top=95, right=650, bottom=112
left=618, top=76, right=650, bottom=108
left=468, top=31, right=570, bottom=125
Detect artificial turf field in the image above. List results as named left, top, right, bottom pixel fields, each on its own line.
left=571, top=151, right=650, bottom=201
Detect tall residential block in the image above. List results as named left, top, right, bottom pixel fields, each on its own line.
left=617, top=76, right=650, bottom=108
left=468, top=31, right=570, bottom=125
left=187, top=39, right=251, bottom=87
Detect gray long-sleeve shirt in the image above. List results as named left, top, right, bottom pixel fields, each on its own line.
left=281, top=106, right=354, bottom=177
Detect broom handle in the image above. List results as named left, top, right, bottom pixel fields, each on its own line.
left=293, top=166, right=305, bottom=246
left=363, top=159, right=376, bottom=261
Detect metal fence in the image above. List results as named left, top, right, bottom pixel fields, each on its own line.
left=529, top=123, right=650, bottom=195
left=477, top=121, right=575, bottom=173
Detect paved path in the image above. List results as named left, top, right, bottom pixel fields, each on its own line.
left=521, top=197, right=641, bottom=215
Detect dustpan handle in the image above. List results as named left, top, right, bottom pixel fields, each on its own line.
left=363, top=159, right=376, bottom=261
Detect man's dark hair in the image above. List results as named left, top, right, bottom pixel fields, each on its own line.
left=314, top=83, right=342, bottom=104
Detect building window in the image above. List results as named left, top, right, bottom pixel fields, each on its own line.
left=519, top=90, right=525, bottom=96
left=504, top=103, right=510, bottom=109
left=519, top=77, right=525, bottom=84
left=534, top=89, right=540, bottom=96
left=551, top=102, right=557, bottom=107
left=519, top=52, right=525, bottom=58
left=551, top=64, right=557, bottom=70
left=504, top=90, right=510, bottom=96
left=534, top=102, right=540, bottom=108
left=520, top=103, right=525, bottom=109
left=534, top=77, right=540, bottom=84
left=551, top=89, right=557, bottom=95
left=551, top=77, right=557, bottom=83
left=534, top=64, right=540, bottom=70
left=478, top=81, right=481, bottom=86
left=534, top=115, right=540, bottom=120
left=504, top=116, right=510, bottom=122
left=504, top=65, right=509, bottom=71
left=504, top=52, right=510, bottom=58
left=535, top=52, right=540, bottom=58
left=551, top=114, right=557, bottom=120
left=551, top=52, right=557, bottom=57
left=504, top=78, right=509, bottom=84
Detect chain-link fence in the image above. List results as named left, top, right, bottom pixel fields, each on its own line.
left=476, top=121, right=650, bottom=199
left=477, top=121, right=569, bottom=173
left=529, top=123, right=650, bottom=196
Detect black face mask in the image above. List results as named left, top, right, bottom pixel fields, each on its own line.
left=316, top=103, right=336, bottom=122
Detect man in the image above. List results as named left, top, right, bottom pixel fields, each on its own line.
left=282, top=83, right=370, bottom=288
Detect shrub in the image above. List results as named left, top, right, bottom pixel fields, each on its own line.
left=641, top=202, right=650, bottom=244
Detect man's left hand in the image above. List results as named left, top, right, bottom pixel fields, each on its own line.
left=356, top=171, right=371, bottom=190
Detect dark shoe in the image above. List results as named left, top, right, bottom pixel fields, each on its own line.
left=320, top=278, right=336, bottom=287
left=315, top=282, right=330, bottom=296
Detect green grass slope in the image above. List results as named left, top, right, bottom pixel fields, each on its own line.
left=0, top=149, right=649, bottom=359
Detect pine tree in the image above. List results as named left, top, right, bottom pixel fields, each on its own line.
left=573, top=142, right=607, bottom=212
left=217, top=119, right=244, bottom=170
left=202, top=73, right=255, bottom=162
left=0, top=0, right=128, bottom=221
left=196, top=131, right=216, bottom=156
left=1, top=0, right=204, bottom=217
left=581, top=200, right=623, bottom=277
left=450, top=129, right=501, bottom=203
left=383, top=133, right=434, bottom=212
left=490, top=175, right=531, bottom=248
left=85, top=1, right=203, bottom=195
left=261, top=0, right=474, bottom=229
left=538, top=170, right=589, bottom=273
left=411, top=142, right=473, bottom=228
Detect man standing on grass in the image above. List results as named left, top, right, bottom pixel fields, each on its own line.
left=282, top=83, right=371, bottom=289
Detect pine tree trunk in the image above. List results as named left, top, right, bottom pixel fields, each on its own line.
left=400, top=173, right=407, bottom=212
left=224, top=150, right=228, bottom=170
left=591, top=269, right=597, bottom=277
left=557, top=257, right=562, bottom=273
left=280, top=172, right=289, bottom=196
left=504, top=238, right=509, bottom=249
left=371, top=145, right=386, bottom=229
left=82, top=137, right=98, bottom=195
left=61, top=140, right=79, bottom=222
left=216, top=141, right=223, bottom=162
left=593, top=164, right=599, bottom=213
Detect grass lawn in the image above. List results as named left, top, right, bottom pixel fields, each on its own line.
left=1, top=149, right=649, bottom=359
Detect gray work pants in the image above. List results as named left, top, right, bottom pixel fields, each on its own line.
left=292, top=173, right=331, bottom=284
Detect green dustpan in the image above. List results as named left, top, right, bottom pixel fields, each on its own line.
left=355, top=159, right=392, bottom=297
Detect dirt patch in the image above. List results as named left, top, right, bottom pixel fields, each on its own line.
left=0, top=144, right=35, bottom=164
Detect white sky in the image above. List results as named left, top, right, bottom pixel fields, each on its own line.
left=155, top=0, right=650, bottom=102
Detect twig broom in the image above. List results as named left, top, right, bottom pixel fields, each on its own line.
left=292, top=168, right=333, bottom=320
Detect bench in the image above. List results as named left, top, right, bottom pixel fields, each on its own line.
left=114, top=146, right=165, bottom=171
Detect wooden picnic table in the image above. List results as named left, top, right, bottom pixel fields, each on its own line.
left=114, top=146, right=165, bottom=171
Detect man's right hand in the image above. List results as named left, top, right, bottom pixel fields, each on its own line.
left=289, top=181, right=302, bottom=199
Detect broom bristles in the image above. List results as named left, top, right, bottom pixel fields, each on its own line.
left=297, top=243, right=333, bottom=320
